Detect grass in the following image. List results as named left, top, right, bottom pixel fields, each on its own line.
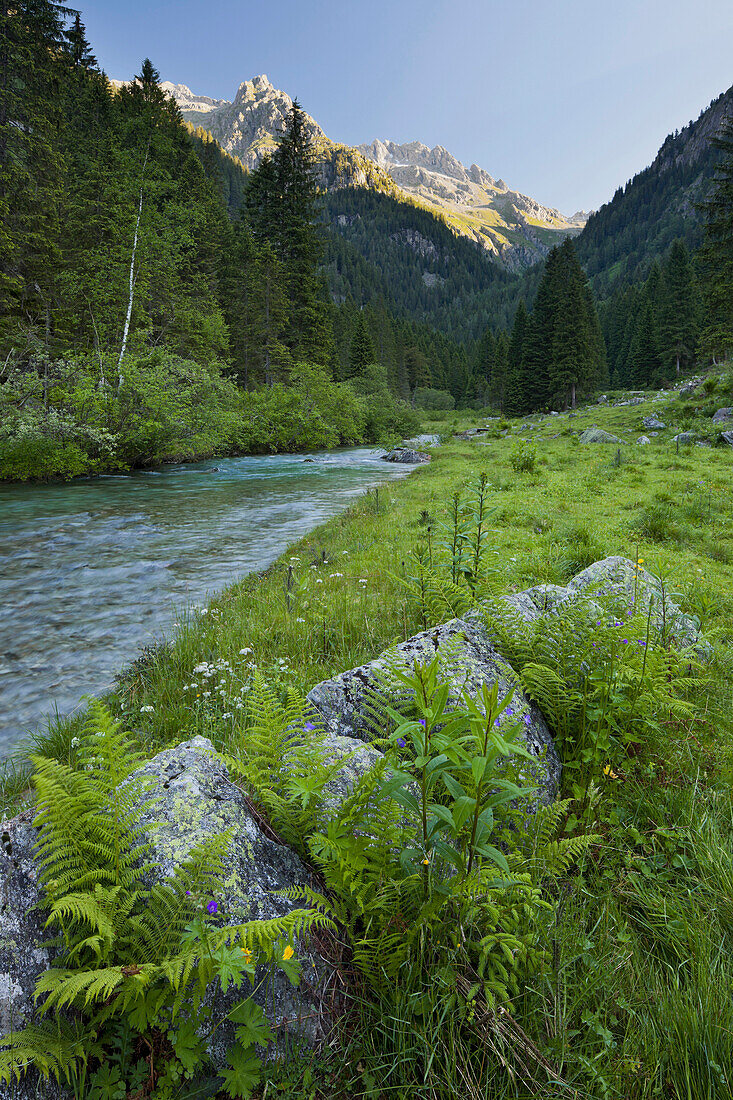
left=5, top=375, right=733, bottom=1098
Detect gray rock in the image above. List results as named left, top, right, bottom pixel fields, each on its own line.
left=319, top=733, right=385, bottom=818
left=712, top=407, right=733, bottom=424
left=579, top=428, right=622, bottom=444
left=597, top=394, right=608, bottom=404
left=642, top=416, right=666, bottom=430
left=672, top=432, right=696, bottom=445
left=504, top=584, right=573, bottom=619
left=382, top=448, right=431, bottom=464
left=0, top=740, right=336, bottom=1088
left=636, top=435, right=651, bottom=445
left=679, top=380, right=700, bottom=397
left=307, top=617, right=561, bottom=805
left=131, top=738, right=331, bottom=1061
left=720, top=431, right=733, bottom=447
left=566, top=557, right=701, bottom=648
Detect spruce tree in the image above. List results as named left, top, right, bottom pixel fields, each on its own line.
left=347, top=311, right=376, bottom=378
left=504, top=301, right=529, bottom=416
left=699, top=119, right=733, bottom=365
left=659, top=239, right=698, bottom=376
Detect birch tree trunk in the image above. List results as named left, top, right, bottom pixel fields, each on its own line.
left=117, top=145, right=149, bottom=391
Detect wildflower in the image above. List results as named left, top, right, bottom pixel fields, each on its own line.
left=396, top=737, right=406, bottom=748
left=603, top=764, right=619, bottom=780
left=242, top=948, right=253, bottom=963
left=239, top=647, right=252, bottom=656
left=422, top=857, right=430, bottom=866
left=70, top=737, right=80, bottom=749
left=315, top=578, right=323, bottom=584
left=140, top=705, right=154, bottom=714
left=222, top=712, right=233, bottom=719
left=638, top=640, right=647, bottom=646
left=329, top=572, right=343, bottom=578
left=282, top=945, right=294, bottom=961
left=185, top=891, right=192, bottom=897
left=505, top=706, right=514, bottom=717
left=202, top=691, right=211, bottom=698
left=342, top=550, right=349, bottom=554
left=524, top=715, right=532, bottom=727
left=303, top=721, right=316, bottom=732
left=296, top=617, right=305, bottom=623
left=206, top=900, right=218, bottom=915
left=200, top=609, right=208, bottom=616
left=418, top=718, right=426, bottom=727
left=621, top=639, right=629, bottom=644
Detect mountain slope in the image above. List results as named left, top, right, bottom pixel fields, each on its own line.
left=575, top=84, right=733, bottom=295
left=356, top=138, right=586, bottom=269
left=166, top=74, right=581, bottom=269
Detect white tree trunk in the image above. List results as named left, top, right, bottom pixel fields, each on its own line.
left=117, top=147, right=149, bottom=391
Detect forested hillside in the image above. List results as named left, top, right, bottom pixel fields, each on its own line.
left=576, top=85, right=733, bottom=296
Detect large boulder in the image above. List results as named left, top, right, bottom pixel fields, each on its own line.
left=672, top=432, right=696, bottom=445
left=307, top=617, right=561, bottom=805
left=498, top=558, right=703, bottom=651
left=636, top=435, right=651, bottom=445
left=566, top=557, right=701, bottom=648
left=0, top=739, right=336, bottom=1088
left=712, top=407, right=733, bottom=424
left=720, top=431, right=733, bottom=447
left=382, top=448, right=430, bottom=464
left=579, top=428, right=622, bottom=444
left=642, top=415, right=666, bottom=430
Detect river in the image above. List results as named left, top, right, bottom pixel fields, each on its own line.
left=0, top=449, right=411, bottom=754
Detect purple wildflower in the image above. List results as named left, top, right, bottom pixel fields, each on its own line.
left=418, top=718, right=426, bottom=727
left=396, top=737, right=406, bottom=748
left=494, top=718, right=501, bottom=728
left=505, top=706, right=514, bottom=717
left=622, top=639, right=629, bottom=644
left=524, top=715, right=532, bottom=727
left=185, top=891, right=192, bottom=897
left=638, top=640, right=647, bottom=646
left=303, top=721, right=316, bottom=732
left=207, top=900, right=218, bottom=915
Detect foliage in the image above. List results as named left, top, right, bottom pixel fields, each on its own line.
left=0, top=700, right=332, bottom=1097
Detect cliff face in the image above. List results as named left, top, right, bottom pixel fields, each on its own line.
left=167, top=75, right=581, bottom=269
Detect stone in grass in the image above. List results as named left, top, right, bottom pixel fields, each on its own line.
left=711, top=408, right=733, bottom=424
left=307, top=617, right=561, bottom=807
left=636, top=435, right=651, bottom=445
left=0, top=739, right=335, bottom=1090
left=579, top=428, right=623, bottom=444
left=566, top=557, right=702, bottom=649
left=672, top=432, right=697, bottom=445
left=382, top=448, right=430, bottom=464
left=720, top=431, right=733, bottom=447
left=642, top=415, right=666, bottom=430
left=499, top=558, right=704, bottom=652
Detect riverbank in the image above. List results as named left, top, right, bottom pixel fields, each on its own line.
left=4, top=396, right=733, bottom=1098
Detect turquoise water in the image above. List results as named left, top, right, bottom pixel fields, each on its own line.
left=0, top=449, right=409, bottom=754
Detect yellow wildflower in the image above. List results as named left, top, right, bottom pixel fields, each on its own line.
left=241, top=948, right=252, bottom=963
left=422, top=857, right=430, bottom=866
left=603, top=764, right=619, bottom=779
left=282, top=945, right=294, bottom=961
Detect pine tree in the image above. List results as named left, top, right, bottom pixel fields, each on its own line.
left=659, top=239, right=698, bottom=376
left=504, top=301, right=529, bottom=416
left=699, top=117, right=733, bottom=365
left=0, top=0, right=67, bottom=351
left=245, top=100, right=333, bottom=365
left=347, top=311, right=376, bottom=378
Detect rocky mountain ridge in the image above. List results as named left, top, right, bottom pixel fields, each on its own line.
left=163, top=73, right=583, bottom=269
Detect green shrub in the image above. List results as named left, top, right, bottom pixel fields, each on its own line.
left=509, top=439, right=537, bottom=473
left=413, top=387, right=455, bottom=411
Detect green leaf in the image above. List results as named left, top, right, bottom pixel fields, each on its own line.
left=219, top=1043, right=262, bottom=1099
left=228, top=999, right=274, bottom=1049
left=170, top=1019, right=207, bottom=1074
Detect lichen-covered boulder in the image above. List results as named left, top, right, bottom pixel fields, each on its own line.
left=318, top=733, right=385, bottom=818
left=672, top=432, right=696, bottom=445
left=131, top=737, right=331, bottom=1061
left=0, top=811, right=60, bottom=1100
left=307, top=617, right=561, bottom=805
left=579, top=428, right=622, bottom=444
left=503, top=584, right=574, bottom=621
left=642, top=415, right=666, bottom=430
left=382, top=448, right=431, bottom=464
left=711, top=408, right=733, bottom=423
left=0, top=741, right=335, bottom=1088
left=721, top=430, right=733, bottom=447
left=637, top=435, right=651, bottom=445
left=566, top=557, right=701, bottom=648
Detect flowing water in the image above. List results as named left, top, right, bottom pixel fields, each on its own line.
left=0, top=449, right=411, bottom=755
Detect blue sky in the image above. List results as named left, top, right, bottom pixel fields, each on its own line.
left=85, top=0, right=733, bottom=214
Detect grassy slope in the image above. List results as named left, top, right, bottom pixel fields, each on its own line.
left=7, top=379, right=733, bottom=1098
